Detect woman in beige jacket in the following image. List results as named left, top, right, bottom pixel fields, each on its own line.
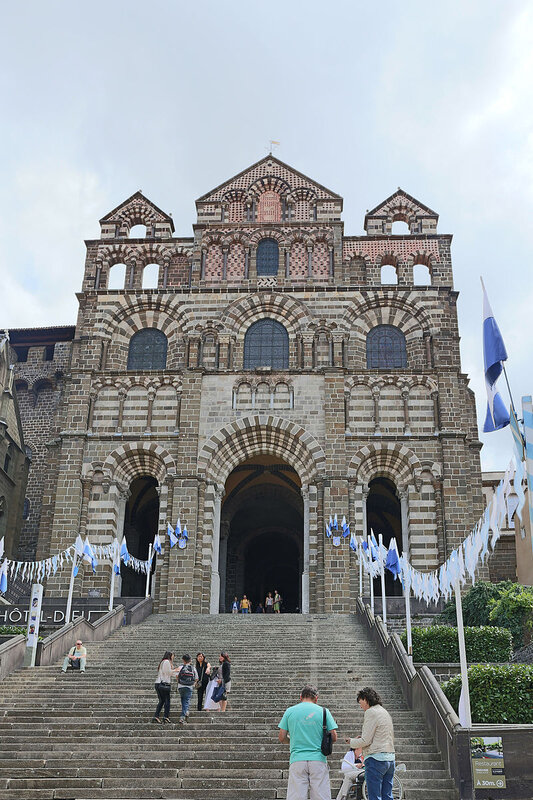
left=346, top=687, right=395, bottom=800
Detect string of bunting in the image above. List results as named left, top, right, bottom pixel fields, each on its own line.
left=326, top=457, right=522, bottom=605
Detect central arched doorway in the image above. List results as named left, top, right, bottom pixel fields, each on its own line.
left=220, top=456, right=303, bottom=612
left=121, top=475, right=159, bottom=597
left=366, top=476, right=403, bottom=596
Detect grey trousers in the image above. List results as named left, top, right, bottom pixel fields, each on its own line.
left=286, top=760, right=331, bottom=800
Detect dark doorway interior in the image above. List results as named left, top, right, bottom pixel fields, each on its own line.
left=121, top=475, right=159, bottom=597
left=366, top=476, right=403, bottom=596
left=221, top=457, right=303, bottom=612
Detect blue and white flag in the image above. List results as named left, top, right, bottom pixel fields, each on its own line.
left=341, top=516, right=350, bottom=538
left=181, top=524, right=188, bottom=541
left=82, top=538, right=98, bottom=573
left=385, top=538, right=401, bottom=578
left=349, top=532, right=357, bottom=552
left=74, top=534, right=84, bottom=558
left=0, top=537, right=4, bottom=561
left=0, top=559, right=8, bottom=593
left=482, top=279, right=510, bottom=432
left=370, top=531, right=379, bottom=561
left=120, top=538, right=130, bottom=565
left=167, top=523, right=178, bottom=548
left=175, top=519, right=182, bottom=538
left=333, top=514, right=338, bottom=531
left=153, top=533, right=162, bottom=554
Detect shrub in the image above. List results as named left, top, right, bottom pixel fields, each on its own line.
left=0, top=626, right=28, bottom=637
left=488, top=584, right=533, bottom=649
left=443, top=664, right=533, bottom=724
left=400, top=625, right=512, bottom=663
left=438, top=581, right=512, bottom=627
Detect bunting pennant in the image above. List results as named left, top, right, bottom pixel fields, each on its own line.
left=327, top=458, right=517, bottom=605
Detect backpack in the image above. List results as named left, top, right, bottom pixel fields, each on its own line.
left=179, top=663, right=195, bottom=686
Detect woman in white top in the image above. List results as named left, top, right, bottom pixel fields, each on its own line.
left=203, top=665, right=221, bottom=711
left=152, top=651, right=178, bottom=723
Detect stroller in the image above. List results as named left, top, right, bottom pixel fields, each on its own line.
left=340, top=761, right=406, bottom=799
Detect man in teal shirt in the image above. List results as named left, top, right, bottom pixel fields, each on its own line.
left=278, top=685, right=338, bottom=800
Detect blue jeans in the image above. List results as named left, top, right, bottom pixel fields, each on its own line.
left=178, top=686, right=193, bottom=718
left=364, top=757, right=395, bottom=800
left=241, top=608, right=250, bottom=613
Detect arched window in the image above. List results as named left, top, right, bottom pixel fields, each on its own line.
left=108, top=263, right=127, bottom=290
left=142, top=263, right=159, bottom=289
left=244, top=319, right=289, bottom=369
left=129, top=224, right=146, bottom=238
left=391, top=220, right=410, bottom=234
left=367, top=325, right=407, bottom=369
left=413, top=263, right=431, bottom=286
left=256, top=239, right=279, bottom=276
left=127, top=329, right=167, bottom=371
left=381, top=264, right=398, bottom=285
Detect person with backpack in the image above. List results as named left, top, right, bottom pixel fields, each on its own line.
left=278, top=684, right=338, bottom=800
left=177, top=654, right=198, bottom=724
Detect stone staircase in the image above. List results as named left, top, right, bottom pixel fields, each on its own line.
left=0, top=613, right=458, bottom=799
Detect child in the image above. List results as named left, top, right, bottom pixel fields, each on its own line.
left=336, top=747, right=364, bottom=800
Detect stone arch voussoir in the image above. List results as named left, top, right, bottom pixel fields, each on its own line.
left=348, top=442, right=422, bottom=490
left=101, top=442, right=176, bottom=487
left=198, top=416, right=326, bottom=485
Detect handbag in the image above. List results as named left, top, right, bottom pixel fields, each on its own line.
left=212, top=683, right=227, bottom=703
left=321, top=707, right=333, bottom=756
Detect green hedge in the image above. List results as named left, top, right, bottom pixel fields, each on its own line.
left=439, top=581, right=533, bottom=648
left=443, top=664, right=533, bottom=724
left=0, top=626, right=28, bottom=637
left=400, top=625, right=512, bottom=663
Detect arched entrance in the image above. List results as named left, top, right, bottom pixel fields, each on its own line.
left=220, top=456, right=303, bottom=612
left=366, top=477, right=403, bottom=596
left=121, top=475, right=159, bottom=596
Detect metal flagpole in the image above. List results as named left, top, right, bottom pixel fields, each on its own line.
left=367, top=534, right=374, bottom=615
left=378, top=534, right=387, bottom=625
left=358, top=542, right=363, bottom=597
left=108, top=541, right=118, bottom=612
left=404, top=571, right=413, bottom=662
left=145, top=544, right=153, bottom=598
left=454, top=577, right=472, bottom=727
left=65, top=557, right=78, bottom=625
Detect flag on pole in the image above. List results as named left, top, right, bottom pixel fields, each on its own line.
left=0, top=559, right=8, bottom=593
left=82, top=538, right=98, bottom=573
left=349, top=532, right=357, bottom=552
left=181, top=524, right=188, bottom=541
left=333, top=514, right=338, bottom=531
left=341, top=516, right=350, bottom=538
left=385, top=538, right=402, bottom=578
left=120, top=538, right=129, bottom=565
left=74, top=534, right=84, bottom=557
left=0, top=537, right=4, bottom=561
left=167, top=523, right=178, bottom=548
left=481, top=279, right=510, bottom=432
left=153, top=533, right=162, bottom=554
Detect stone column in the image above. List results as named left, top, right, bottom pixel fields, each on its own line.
left=301, top=485, right=310, bottom=614
left=402, top=389, right=411, bottom=435
left=145, top=389, right=155, bottom=434
left=100, top=339, right=109, bottom=370
left=114, top=486, right=130, bottom=598
left=307, top=246, right=313, bottom=278
left=222, top=247, right=228, bottom=281
left=315, top=480, right=325, bottom=611
left=372, top=387, right=381, bottom=435
left=87, top=392, right=96, bottom=433
left=432, top=390, right=440, bottom=434
left=175, top=393, right=181, bottom=432
left=200, top=249, right=206, bottom=280
left=209, top=485, right=224, bottom=614
left=329, top=246, right=334, bottom=277
left=117, top=388, right=126, bottom=434
left=332, top=333, right=344, bottom=366
left=344, top=391, right=351, bottom=435
left=399, top=486, right=410, bottom=558
left=284, top=249, right=290, bottom=278
left=301, top=334, right=314, bottom=370
left=218, top=520, right=230, bottom=613
left=78, top=478, right=92, bottom=536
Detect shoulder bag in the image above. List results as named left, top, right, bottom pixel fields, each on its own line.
left=321, top=707, right=333, bottom=756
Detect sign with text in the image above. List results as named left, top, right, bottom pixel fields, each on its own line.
left=0, top=604, right=109, bottom=626
left=25, top=584, right=43, bottom=667
left=471, top=736, right=506, bottom=790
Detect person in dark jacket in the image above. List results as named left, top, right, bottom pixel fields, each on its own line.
left=195, top=652, right=211, bottom=711
left=218, top=651, right=231, bottom=712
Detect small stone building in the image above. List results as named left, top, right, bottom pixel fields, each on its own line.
left=8, top=156, right=491, bottom=612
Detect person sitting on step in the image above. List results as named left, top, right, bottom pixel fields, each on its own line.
left=61, top=639, right=87, bottom=673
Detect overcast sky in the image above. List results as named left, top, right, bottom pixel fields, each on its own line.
left=1, top=0, right=531, bottom=470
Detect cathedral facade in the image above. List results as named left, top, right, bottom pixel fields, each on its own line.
left=9, top=156, right=486, bottom=612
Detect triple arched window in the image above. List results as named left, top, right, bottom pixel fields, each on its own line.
left=244, top=319, right=289, bottom=369
left=127, top=329, right=168, bottom=370
left=256, top=239, right=279, bottom=276
left=366, top=325, right=407, bottom=369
